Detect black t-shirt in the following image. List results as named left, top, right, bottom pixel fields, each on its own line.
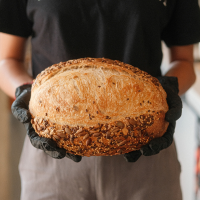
left=0, top=0, right=200, bottom=78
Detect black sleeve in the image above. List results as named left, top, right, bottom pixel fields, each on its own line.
left=0, top=0, right=32, bottom=37
left=161, top=0, right=200, bottom=47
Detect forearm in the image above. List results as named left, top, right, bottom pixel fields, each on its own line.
left=164, top=45, right=195, bottom=96
left=164, top=60, right=195, bottom=96
left=0, top=58, right=33, bottom=98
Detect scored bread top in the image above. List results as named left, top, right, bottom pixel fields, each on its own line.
left=29, top=57, right=168, bottom=127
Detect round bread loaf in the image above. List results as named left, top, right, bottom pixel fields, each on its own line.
left=29, top=58, right=169, bottom=157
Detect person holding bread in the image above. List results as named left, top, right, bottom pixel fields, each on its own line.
left=0, top=0, right=200, bottom=199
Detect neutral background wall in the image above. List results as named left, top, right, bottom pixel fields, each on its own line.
left=0, top=90, right=10, bottom=200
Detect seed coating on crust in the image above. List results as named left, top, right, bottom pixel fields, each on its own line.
left=30, top=111, right=168, bottom=157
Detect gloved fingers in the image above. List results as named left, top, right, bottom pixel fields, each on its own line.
left=26, top=122, right=65, bottom=149
left=141, top=138, right=168, bottom=156
left=123, top=150, right=142, bottom=162
left=141, top=122, right=175, bottom=156
left=66, top=153, right=82, bottom=162
left=11, top=90, right=32, bottom=123
left=26, top=123, right=82, bottom=160
left=24, top=122, right=35, bottom=134
left=28, top=133, right=55, bottom=151
left=157, top=76, right=179, bottom=94
left=27, top=127, right=57, bottom=150
left=15, top=84, right=32, bottom=98
left=156, top=76, right=182, bottom=122
left=44, top=150, right=66, bottom=159
left=164, top=87, right=182, bottom=123
left=12, top=107, right=31, bottom=123
left=161, top=121, right=176, bottom=142
left=29, top=133, right=67, bottom=158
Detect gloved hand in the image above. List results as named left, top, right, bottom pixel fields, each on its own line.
left=11, top=84, right=82, bottom=162
left=124, top=76, right=182, bottom=162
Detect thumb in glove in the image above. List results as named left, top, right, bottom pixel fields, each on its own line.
left=11, top=84, right=82, bottom=161
left=124, top=76, right=182, bottom=162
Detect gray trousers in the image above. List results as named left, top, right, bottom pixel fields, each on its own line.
left=19, top=136, right=182, bottom=200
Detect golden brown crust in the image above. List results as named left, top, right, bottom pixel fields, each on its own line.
left=29, top=57, right=169, bottom=156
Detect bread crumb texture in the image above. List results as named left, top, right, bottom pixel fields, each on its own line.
left=29, top=58, right=169, bottom=156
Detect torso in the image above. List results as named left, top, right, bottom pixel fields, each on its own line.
left=26, top=0, right=176, bottom=77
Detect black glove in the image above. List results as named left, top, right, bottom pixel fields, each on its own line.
left=11, top=84, right=82, bottom=162
left=124, top=76, right=182, bottom=162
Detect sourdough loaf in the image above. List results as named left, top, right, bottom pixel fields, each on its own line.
left=29, top=58, right=169, bottom=157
